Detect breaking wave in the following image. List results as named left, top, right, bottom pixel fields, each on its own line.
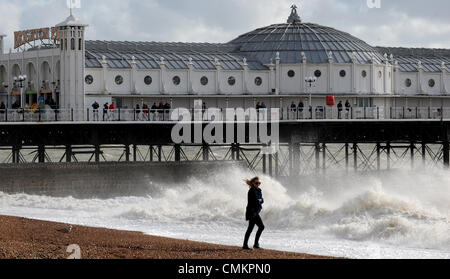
left=0, top=165, right=449, bottom=258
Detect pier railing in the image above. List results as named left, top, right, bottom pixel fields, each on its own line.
left=0, top=106, right=448, bottom=122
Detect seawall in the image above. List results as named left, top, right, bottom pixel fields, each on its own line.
left=0, top=161, right=245, bottom=198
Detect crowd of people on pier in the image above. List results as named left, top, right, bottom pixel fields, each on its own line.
left=90, top=100, right=172, bottom=121
left=287, top=99, right=352, bottom=119
left=0, top=98, right=358, bottom=122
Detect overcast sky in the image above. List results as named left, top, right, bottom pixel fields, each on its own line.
left=1, top=0, right=450, bottom=52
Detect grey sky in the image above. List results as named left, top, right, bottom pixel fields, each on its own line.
left=1, top=0, right=450, bottom=52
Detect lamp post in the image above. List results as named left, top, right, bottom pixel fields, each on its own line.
left=304, top=76, right=317, bottom=111
left=13, top=75, right=27, bottom=108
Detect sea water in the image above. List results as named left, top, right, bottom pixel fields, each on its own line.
left=0, top=166, right=449, bottom=259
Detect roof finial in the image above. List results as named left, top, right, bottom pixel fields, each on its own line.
left=287, top=4, right=301, bottom=24
left=69, top=0, right=73, bottom=16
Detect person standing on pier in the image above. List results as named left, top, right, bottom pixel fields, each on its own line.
left=337, top=101, right=343, bottom=119
left=151, top=103, right=157, bottom=121
left=345, top=100, right=351, bottom=119
left=142, top=103, right=149, bottom=120
left=298, top=100, right=304, bottom=119
left=109, top=102, right=116, bottom=120
left=135, top=104, right=141, bottom=120
left=243, top=177, right=265, bottom=250
left=92, top=101, right=100, bottom=121
left=103, top=103, right=108, bottom=121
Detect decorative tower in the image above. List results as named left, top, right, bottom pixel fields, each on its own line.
left=287, top=5, right=301, bottom=24
left=56, top=6, right=88, bottom=118
left=0, top=34, right=6, bottom=54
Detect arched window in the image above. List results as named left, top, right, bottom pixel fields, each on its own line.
left=79, top=38, right=82, bottom=51
left=71, top=38, right=75, bottom=50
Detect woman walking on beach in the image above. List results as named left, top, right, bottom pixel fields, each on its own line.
left=243, top=177, right=265, bottom=250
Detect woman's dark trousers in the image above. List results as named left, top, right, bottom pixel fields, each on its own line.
left=244, top=215, right=265, bottom=247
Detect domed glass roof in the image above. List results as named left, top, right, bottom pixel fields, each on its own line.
left=229, top=6, right=385, bottom=65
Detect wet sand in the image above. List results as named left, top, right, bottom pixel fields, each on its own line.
left=0, top=215, right=335, bottom=259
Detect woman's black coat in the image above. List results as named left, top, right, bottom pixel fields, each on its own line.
left=245, top=186, right=264, bottom=221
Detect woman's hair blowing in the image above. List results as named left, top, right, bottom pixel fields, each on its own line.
left=245, top=177, right=260, bottom=187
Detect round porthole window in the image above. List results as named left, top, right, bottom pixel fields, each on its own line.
left=314, top=70, right=322, bottom=78
left=429, top=79, right=435, bottom=88
left=228, top=76, right=236, bottom=86
left=254, top=77, right=262, bottom=86
left=115, top=75, right=123, bottom=85
left=85, top=75, right=93, bottom=85
left=339, top=70, right=346, bottom=77
left=288, top=70, right=295, bottom=78
left=405, top=78, right=412, bottom=88
left=362, top=70, right=367, bottom=78
left=173, top=76, right=181, bottom=86
left=144, top=76, right=152, bottom=85
left=200, top=76, right=208, bottom=86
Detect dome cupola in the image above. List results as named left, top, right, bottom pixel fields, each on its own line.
left=229, top=5, right=384, bottom=65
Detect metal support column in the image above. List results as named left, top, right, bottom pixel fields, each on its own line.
left=231, top=144, right=236, bottom=160
left=149, top=145, right=154, bottom=162
left=376, top=143, right=381, bottom=170
left=133, top=144, right=137, bottom=162
left=125, top=145, right=130, bottom=162
left=38, top=145, right=45, bottom=163
left=386, top=142, right=391, bottom=170
left=353, top=143, right=358, bottom=171
left=292, top=143, right=300, bottom=177
left=12, top=146, right=20, bottom=164
left=95, top=145, right=100, bottom=163
left=289, top=142, right=293, bottom=176
left=268, top=152, right=273, bottom=177
left=203, top=144, right=209, bottom=161
left=65, top=145, right=72, bottom=163
left=274, top=151, right=279, bottom=178
left=422, top=142, right=426, bottom=165
left=444, top=141, right=449, bottom=168
left=345, top=143, right=349, bottom=171
left=322, top=143, right=326, bottom=172
left=175, top=144, right=181, bottom=162
left=315, top=143, right=320, bottom=172
left=410, top=143, right=415, bottom=169
left=262, top=152, right=267, bottom=174
left=158, top=145, right=162, bottom=162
